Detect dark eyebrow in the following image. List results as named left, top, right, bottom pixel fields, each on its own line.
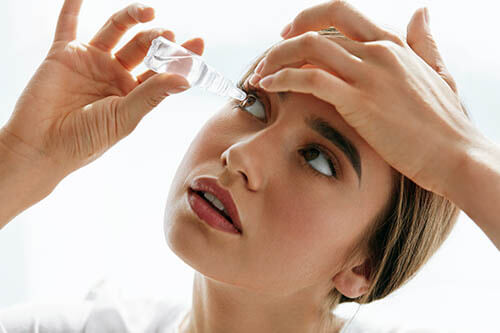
left=306, top=116, right=362, bottom=185
left=277, top=91, right=289, bottom=103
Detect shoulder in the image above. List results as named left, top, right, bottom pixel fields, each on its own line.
left=0, top=302, right=93, bottom=332
left=85, top=297, right=187, bottom=332
left=0, top=298, right=187, bottom=333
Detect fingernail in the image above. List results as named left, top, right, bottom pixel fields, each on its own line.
left=280, top=22, right=292, bottom=38
left=259, top=75, right=274, bottom=89
left=249, top=73, right=261, bottom=86
left=255, top=59, right=265, bottom=74
left=424, top=7, right=430, bottom=25
left=168, top=86, right=189, bottom=94
left=136, top=4, right=154, bottom=21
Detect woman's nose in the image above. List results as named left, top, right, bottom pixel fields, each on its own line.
left=220, top=134, right=277, bottom=192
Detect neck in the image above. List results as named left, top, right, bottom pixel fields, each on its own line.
left=180, top=272, right=344, bottom=333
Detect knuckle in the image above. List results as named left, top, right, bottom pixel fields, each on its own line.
left=110, top=15, right=128, bottom=32
left=300, top=31, right=320, bottom=48
left=306, top=69, right=325, bottom=86
left=328, top=0, right=348, bottom=16
left=275, top=68, right=291, bottom=83
left=146, top=94, right=167, bottom=110
left=367, top=41, right=398, bottom=60
left=266, top=42, right=282, bottom=62
left=135, top=31, right=153, bottom=53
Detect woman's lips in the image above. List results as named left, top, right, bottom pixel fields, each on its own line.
left=189, top=177, right=243, bottom=233
left=188, top=188, right=241, bottom=235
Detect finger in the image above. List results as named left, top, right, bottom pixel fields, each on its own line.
left=135, top=38, right=204, bottom=83
left=117, top=73, right=190, bottom=134
left=137, top=70, right=157, bottom=84
left=181, top=37, right=205, bottom=56
left=254, top=32, right=362, bottom=85
left=407, top=8, right=458, bottom=93
left=282, top=0, right=392, bottom=42
left=54, top=0, right=84, bottom=43
left=115, top=29, right=175, bottom=71
left=258, top=67, right=354, bottom=110
left=89, top=3, right=155, bottom=52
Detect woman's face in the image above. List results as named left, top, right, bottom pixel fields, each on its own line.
left=164, top=78, right=395, bottom=296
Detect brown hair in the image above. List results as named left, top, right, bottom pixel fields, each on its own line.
left=237, top=28, right=464, bottom=313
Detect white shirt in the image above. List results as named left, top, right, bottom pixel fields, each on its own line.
left=0, top=281, right=436, bottom=333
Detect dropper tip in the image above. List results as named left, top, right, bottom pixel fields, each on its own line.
left=229, top=87, right=247, bottom=101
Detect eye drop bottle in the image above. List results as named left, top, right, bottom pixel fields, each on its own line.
left=144, top=36, right=246, bottom=101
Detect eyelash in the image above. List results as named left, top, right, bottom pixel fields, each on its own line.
left=233, top=85, right=340, bottom=182
left=233, top=87, right=268, bottom=120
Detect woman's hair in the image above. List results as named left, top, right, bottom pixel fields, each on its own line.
left=237, top=28, right=465, bottom=313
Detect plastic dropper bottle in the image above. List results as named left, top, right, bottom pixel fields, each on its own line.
left=144, top=36, right=246, bottom=101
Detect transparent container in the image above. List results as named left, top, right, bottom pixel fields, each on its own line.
left=144, top=36, right=246, bottom=101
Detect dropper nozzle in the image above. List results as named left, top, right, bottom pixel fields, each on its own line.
left=228, top=86, right=247, bottom=101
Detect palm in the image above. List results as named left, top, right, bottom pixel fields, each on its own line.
left=5, top=1, right=203, bottom=175
left=22, top=42, right=139, bottom=164
left=49, top=41, right=136, bottom=104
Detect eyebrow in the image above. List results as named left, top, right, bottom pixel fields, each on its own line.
left=277, top=91, right=289, bottom=103
left=306, top=115, right=362, bottom=185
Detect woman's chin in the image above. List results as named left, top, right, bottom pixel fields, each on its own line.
left=163, top=211, right=242, bottom=287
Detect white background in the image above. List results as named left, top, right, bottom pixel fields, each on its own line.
left=1, top=0, right=499, bottom=332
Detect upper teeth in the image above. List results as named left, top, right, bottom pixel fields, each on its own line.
left=202, top=191, right=228, bottom=214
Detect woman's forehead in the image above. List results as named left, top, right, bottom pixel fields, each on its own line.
left=278, top=90, right=358, bottom=139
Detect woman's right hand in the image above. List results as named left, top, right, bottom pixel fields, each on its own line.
left=1, top=0, right=203, bottom=184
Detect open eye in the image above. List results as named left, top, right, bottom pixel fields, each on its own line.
left=237, top=94, right=267, bottom=121
left=299, top=146, right=337, bottom=178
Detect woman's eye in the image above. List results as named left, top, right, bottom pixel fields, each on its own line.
left=299, top=146, right=337, bottom=178
left=238, top=94, right=266, bottom=121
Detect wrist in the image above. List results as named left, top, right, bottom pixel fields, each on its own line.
left=445, top=135, right=500, bottom=248
left=443, top=133, right=500, bottom=206
left=0, top=128, right=62, bottom=228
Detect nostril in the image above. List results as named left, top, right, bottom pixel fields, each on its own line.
left=221, top=153, right=228, bottom=167
left=239, top=171, right=248, bottom=183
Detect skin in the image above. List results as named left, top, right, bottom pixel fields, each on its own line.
left=1, top=1, right=500, bottom=333
left=164, top=79, right=395, bottom=332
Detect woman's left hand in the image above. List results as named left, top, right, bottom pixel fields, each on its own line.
left=250, top=1, right=484, bottom=197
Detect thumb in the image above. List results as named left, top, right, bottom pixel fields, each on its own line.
left=407, top=8, right=458, bottom=93
left=117, top=73, right=190, bottom=134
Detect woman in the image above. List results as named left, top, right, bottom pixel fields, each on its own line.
left=1, top=0, right=499, bottom=332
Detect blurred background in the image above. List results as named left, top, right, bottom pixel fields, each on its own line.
left=0, top=0, right=499, bottom=332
